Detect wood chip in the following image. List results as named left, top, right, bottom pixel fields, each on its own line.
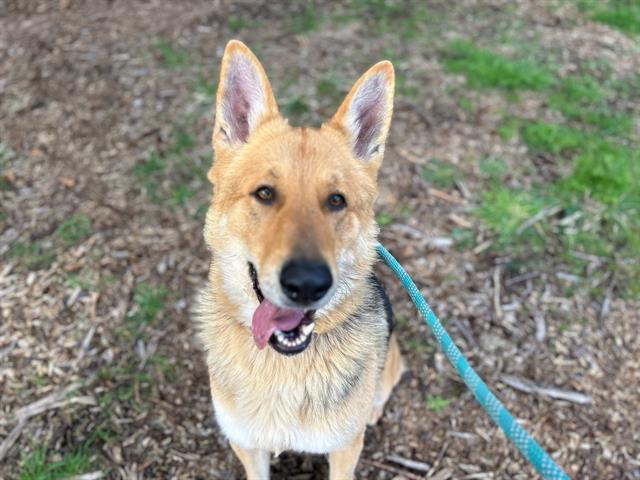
left=429, top=187, right=466, bottom=205
left=387, top=453, right=431, bottom=472
left=502, top=375, right=592, bottom=404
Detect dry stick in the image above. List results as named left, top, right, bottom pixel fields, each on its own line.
left=516, top=206, right=561, bottom=235
left=7, top=381, right=83, bottom=424
left=0, top=420, right=26, bottom=461
left=386, top=453, right=432, bottom=473
left=0, top=379, right=93, bottom=460
left=426, top=442, right=450, bottom=477
left=501, top=375, right=592, bottom=404
left=68, top=472, right=104, bottom=480
left=429, top=187, right=466, bottom=205
left=359, top=458, right=424, bottom=480
left=534, top=313, right=546, bottom=343
left=492, top=266, right=502, bottom=319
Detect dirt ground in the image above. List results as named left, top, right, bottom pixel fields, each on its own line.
left=1, top=1, right=639, bottom=479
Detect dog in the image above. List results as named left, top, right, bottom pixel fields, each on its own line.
left=195, top=40, right=405, bottom=480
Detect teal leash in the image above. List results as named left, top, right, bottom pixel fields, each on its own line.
left=377, top=243, right=570, bottom=480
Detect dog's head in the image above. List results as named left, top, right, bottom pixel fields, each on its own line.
left=205, top=40, right=394, bottom=355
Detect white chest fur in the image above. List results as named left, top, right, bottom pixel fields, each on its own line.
left=208, top=341, right=379, bottom=455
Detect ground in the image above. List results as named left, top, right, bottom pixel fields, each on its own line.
left=1, top=1, right=639, bottom=479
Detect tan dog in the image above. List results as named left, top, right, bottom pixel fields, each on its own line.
left=195, top=40, right=405, bottom=480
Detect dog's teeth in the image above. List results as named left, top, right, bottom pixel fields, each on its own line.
left=301, top=323, right=314, bottom=336
left=276, top=331, right=286, bottom=342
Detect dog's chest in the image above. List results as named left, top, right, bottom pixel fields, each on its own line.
left=210, top=345, right=375, bottom=454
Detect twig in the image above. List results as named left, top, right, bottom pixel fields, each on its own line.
left=502, top=375, right=592, bottom=404
left=516, top=206, right=561, bottom=235
left=534, top=313, right=546, bottom=343
left=449, top=213, right=472, bottom=229
left=427, top=442, right=450, bottom=477
left=360, top=458, right=424, bottom=480
left=429, top=188, right=466, bottom=205
left=472, top=240, right=492, bottom=255
left=493, top=266, right=502, bottom=319
left=386, top=453, right=431, bottom=472
left=0, top=420, right=26, bottom=461
left=68, top=472, right=104, bottom=480
left=5, top=382, right=83, bottom=425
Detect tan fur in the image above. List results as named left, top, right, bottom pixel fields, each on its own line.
left=195, top=40, right=404, bottom=479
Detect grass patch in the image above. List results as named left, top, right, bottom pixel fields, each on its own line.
left=421, top=159, right=458, bottom=189
left=444, top=40, right=553, bottom=91
left=134, top=128, right=207, bottom=208
left=476, top=136, right=640, bottom=297
left=548, top=75, right=633, bottom=136
left=227, top=14, right=261, bottom=32
left=282, top=97, right=310, bottom=124
left=479, top=157, right=509, bottom=181
left=521, top=122, right=584, bottom=154
left=476, top=187, right=550, bottom=246
left=56, top=214, right=92, bottom=245
left=19, top=444, right=93, bottom=480
left=497, top=117, right=521, bottom=141
left=286, top=3, right=323, bottom=34
left=127, top=283, right=170, bottom=327
left=350, top=0, right=429, bottom=40
left=562, top=141, right=639, bottom=205
left=154, top=39, right=188, bottom=68
left=579, top=0, right=640, bottom=35
left=194, top=76, right=217, bottom=99
left=426, top=394, right=451, bottom=412
left=10, top=242, right=56, bottom=270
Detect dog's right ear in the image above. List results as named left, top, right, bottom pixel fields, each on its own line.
left=213, top=40, right=279, bottom=149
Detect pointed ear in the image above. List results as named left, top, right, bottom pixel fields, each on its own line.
left=213, top=40, right=279, bottom=148
left=327, top=61, right=394, bottom=163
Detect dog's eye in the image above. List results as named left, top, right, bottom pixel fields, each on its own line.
left=327, top=193, right=346, bottom=211
left=254, top=186, right=276, bottom=204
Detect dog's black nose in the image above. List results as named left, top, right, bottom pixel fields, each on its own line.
left=280, top=259, right=332, bottom=304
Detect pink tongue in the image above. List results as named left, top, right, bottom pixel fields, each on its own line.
left=251, top=299, right=305, bottom=349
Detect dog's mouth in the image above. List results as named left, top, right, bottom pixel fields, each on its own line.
left=248, top=263, right=315, bottom=356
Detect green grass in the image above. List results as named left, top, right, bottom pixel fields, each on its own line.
left=580, top=1, right=640, bottom=35
left=127, top=283, right=170, bottom=327
left=350, top=0, right=429, bottom=40
left=227, top=14, right=261, bottom=32
left=548, top=75, right=633, bottom=135
left=286, top=4, right=323, bottom=34
left=497, top=117, right=521, bottom=141
left=426, top=394, right=451, bottom=412
left=19, top=444, right=92, bottom=480
left=134, top=128, right=206, bottom=208
left=521, top=122, right=584, bottom=154
left=562, top=141, right=639, bottom=205
left=396, top=73, right=420, bottom=98
left=194, top=76, right=217, bottom=99
left=282, top=97, right=310, bottom=123
left=10, top=242, right=56, bottom=270
left=56, top=214, right=92, bottom=245
left=421, top=159, right=458, bottom=189
left=376, top=211, right=394, bottom=226
left=479, top=157, right=509, bottom=181
left=155, top=39, right=188, bottom=68
left=444, top=40, right=553, bottom=91
left=475, top=187, right=550, bottom=246
left=476, top=135, right=640, bottom=297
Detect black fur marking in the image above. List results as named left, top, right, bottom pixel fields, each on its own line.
left=369, top=274, right=394, bottom=335
left=247, top=262, right=264, bottom=302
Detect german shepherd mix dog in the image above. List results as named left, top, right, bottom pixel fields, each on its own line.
left=196, top=40, right=405, bottom=480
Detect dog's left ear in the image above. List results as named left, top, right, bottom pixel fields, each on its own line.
left=327, top=61, right=394, bottom=167
left=213, top=40, right=279, bottom=149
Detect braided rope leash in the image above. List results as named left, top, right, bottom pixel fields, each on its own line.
left=377, top=243, right=570, bottom=480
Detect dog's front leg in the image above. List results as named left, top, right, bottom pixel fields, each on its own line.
left=328, top=431, right=364, bottom=480
left=230, top=442, right=270, bottom=480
